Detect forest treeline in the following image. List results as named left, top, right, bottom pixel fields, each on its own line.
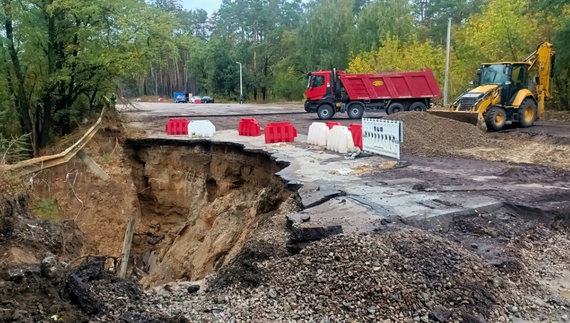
left=1, top=0, right=569, bottom=155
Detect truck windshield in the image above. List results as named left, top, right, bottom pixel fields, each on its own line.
left=307, top=75, right=325, bottom=88
left=481, top=64, right=510, bottom=85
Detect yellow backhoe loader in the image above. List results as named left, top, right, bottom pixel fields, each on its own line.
left=429, top=42, right=555, bottom=131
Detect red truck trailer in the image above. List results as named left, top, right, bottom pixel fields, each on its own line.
left=304, top=69, right=442, bottom=119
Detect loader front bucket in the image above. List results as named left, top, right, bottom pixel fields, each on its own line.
left=427, top=110, right=483, bottom=127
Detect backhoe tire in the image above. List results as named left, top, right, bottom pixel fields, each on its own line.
left=518, top=98, right=537, bottom=128
left=409, top=102, right=427, bottom=112
left=347, top=102, right=364, bottom=119
left=485, top=107, right=507, bottom=131
left=317, top=104, right=334, bottom=120
left=387, top=102, right=404, bottom=115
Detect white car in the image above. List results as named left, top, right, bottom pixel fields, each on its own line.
left=190, top=96, right=202, bottom=103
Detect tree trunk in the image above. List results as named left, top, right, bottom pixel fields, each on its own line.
left=38, top=0, right=56, bottom=148
left=3, top=0, right=35, bottom=154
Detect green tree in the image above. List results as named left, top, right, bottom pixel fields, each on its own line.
left=351, top=0, right=415, bottom=53
left=1, top=0, right=176, bottom=153
left=536, top=0, right=570, bottom=109
left=298, top=0, right=356, bottom=71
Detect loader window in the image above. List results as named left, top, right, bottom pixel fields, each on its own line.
left=481, top=64, right=509, bottom=85
left=511, top=64, right=527, bottom=89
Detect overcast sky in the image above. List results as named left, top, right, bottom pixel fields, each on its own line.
left=181, top=0, right=222, bottom=15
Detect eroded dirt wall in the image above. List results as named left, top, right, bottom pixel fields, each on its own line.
left=126, top=140, right=289, bottom=287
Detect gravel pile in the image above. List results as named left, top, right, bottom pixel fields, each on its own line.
left=383, top=112, right=490, bottom=157
left=244, top=230, right=511, bottom=322
left=7, top=229, right=568, bottom=323
left=141, top=230, right=524, bottom=323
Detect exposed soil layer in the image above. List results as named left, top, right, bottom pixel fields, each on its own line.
left=125, top=139, right=291, bottom=287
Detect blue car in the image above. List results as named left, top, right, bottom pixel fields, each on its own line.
left=175, top=95, right=188, bottom=103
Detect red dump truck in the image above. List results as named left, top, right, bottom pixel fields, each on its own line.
left=304, top=69, right=442, bottom=119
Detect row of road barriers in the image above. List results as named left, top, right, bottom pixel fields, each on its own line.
left=308, top=122, right=363, bottom=154
left=165, top=119, right=216, bottom=138
left=166, top=117, right=403, bottom=160
left=308, top=118, right=402, bottom=160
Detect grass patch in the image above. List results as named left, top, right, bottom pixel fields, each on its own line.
left=33, top=198, right=60, bottom=221
left=100, top=153, right=110, bottom=163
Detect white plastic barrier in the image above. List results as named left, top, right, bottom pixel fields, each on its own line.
left=188, top=120, right=216, bottom=138
left=307, top=122, right=329, bottom=146
left=327, top=126, right=355, bottom=154
left=362, top=118, right=403, bottom=160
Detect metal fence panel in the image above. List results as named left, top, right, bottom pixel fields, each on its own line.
left=362, top=118, right=403, bottom=160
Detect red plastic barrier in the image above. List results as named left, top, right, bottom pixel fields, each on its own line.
left=264, top=122, right=297, bottom=143
left=166, top=118, right=189, bottom=135
left=348, top=124, right=363, bottom=150
left=238, top=118, right=261, bottom=136
left=326, top=121, right=342, bottom=129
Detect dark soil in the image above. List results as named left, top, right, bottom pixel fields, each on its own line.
left=208, top=240, right=284, bottom=289
left=0, top=264, right=86, bottom=322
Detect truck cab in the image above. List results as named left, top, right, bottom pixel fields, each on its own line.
left=305, top=71, right=333, bottom=102
left=305, top=70, right=348, bottom=119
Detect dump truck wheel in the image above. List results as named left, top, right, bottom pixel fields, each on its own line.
left=484, top=107, right=507, bottom=131
left=518, top=98, right=537, bottom=128
left=347, top=103, right=364, bottom=119
left=317, top=104, right=334, bottom=120
left=387, top=103, right=404, bottom=115
left=410, top=102, right=427, bottom=112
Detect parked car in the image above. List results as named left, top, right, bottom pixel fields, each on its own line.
left=175, top=95, right=188, bottom=103
left=190, top=96, right=202, bottom=104
left=202, top=96, right=214, bottom=103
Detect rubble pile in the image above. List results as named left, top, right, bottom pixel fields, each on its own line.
left=244, top=231, right=514, bottom=322
left=125, top=228, right=570, bottom=322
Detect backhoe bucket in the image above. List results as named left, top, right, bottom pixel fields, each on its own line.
left=427, top=110, right=483, bottom=127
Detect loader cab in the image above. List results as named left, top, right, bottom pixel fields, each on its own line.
left=306, top=71, right=331, bottom=101
left=479, top=63, right=529, bottom=105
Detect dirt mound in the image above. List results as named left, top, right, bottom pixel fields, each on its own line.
left=384, top=112, right=490, bottom=157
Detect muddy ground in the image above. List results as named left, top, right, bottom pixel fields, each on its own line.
left=2, top=104, right=570, bottom=322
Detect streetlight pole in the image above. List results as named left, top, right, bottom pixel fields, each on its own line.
left=444, top=17, right=452, bottom=107
left=236, top=62, right=243, bottom=104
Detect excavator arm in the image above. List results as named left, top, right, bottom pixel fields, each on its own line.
left=523, top=42, right=555, bottom=118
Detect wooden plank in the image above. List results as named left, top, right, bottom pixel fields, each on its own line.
left=76, top=150, right=110, bottom=181
left=119, top=218, right=136, bottom=279
left=1, top=108, right=107, bottom=175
